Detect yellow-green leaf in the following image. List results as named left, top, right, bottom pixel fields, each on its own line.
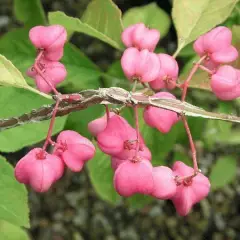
left=172, top=0, right=238, bottom=56
left=0, top=155, right=29, bottom=227
left=0, top=220, right=29, bottom=240
left=0, top=55, right=51, bottom=99
left=49, top=0, right=124, bottom=50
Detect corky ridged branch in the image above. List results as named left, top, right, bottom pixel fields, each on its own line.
left=0, top=87, right=240, bottom=131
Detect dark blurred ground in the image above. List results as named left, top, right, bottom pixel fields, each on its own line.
left=0, top=0, right=240, bottom=239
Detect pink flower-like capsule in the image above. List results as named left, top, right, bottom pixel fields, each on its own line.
left=151, top=166, right=177, bottom=199
left=122, top=23, right=160, bottom=51
left=15, top=148, right=64, bottom=192
left=97, top=115, right=151, bottom=160
left=149, top=54, right=179, bottom=90
left=211, top=65, right=240, bottom=100
left=27, top=59, right=67, bottom=93
left=143, top=92, right=179, bottom=133
left=121, top=47, right=160, bottom=83
left=193, top=27, right=238, bottom=68
left=29, top=25, right=67, bottom=61
left=54, top=130, right=96, bottom=172
left=171, top=161, right=211, bottom=216
left=88, top=112, right=115, bottom=137
left=114, top=159, right=154, bottom=197
left=111, top=146, right=152, bottom=171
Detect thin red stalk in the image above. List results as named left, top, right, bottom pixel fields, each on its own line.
left=134, top=106, right=140, bottom=157
left=105, top=105, right=110, bottom=122
left=181, top=55, right=206, bottom=101
left=181, top=114, right=198, bottom=173
left=42, top=99, right=60, bottom=151
left=198, top=64, right=214, bottom=74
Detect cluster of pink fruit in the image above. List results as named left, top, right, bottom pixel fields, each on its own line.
left=193, top=27, right=239, bottom=100
left=13, top=23, right=238, bottom=216
left=26, top=25, right=68, bottom=93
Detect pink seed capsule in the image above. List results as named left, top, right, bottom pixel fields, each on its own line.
left=171, top=161, right=210, bottom=216
left=143, top=92, right=179, bottom=133
left=88, top=112, right=115, bottom=137
left=122, top=23, right=160, bottom=51
left=193, top=26, right=238, bottom=68
left=151, top=166, right=177, bottom=199
left=34, top=60, right=67, bottom=93
left=114, top=159, right=154, bottom=197
left=97, top=115, right=151, bottom=160
left=121, top=47, right=160, bottom=83
left=149, top=53, right=179, bottom=90
left=14, top=148, right=64, bottom=192
left=54, top=130, right=95, bottom=172
left=29, top=25, right=67, bottom=61
left=211, top=65, right=240, bottom=100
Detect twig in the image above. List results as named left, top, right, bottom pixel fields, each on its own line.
left=1, top=87, right=240, bottom=131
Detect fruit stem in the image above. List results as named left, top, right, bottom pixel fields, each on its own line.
left=181, top=55, right=206, bottom=101
left=181, top=114, right=198, bottom=174
left=134, top=105, right=140, bottom=157
left=42, top=99, right=60, bottom=151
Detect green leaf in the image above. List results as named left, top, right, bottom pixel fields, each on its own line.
left=0, top=29, right=102, bottom=92
left=61, top=44, right=102, bottom=91
left=14, top=0, right=47, bottom=28
left=65, top=105, right=104, bottom=139
left=177, top=117, right=206, bottom=147
left=0, top=54, right=50, bottom=99
left=87, top=147, right=121, bottom=204
left=210, top=156, right=237, bottom=189
left=127, top=194, right=154, bottom=209
left=122, top=3, right=171, bottom=38
left=0, top=220, right=29, bottom=240
left=173, top=150, right=192, bottom=166
left=203, top=102, right=234, bottom=149
left=104, top=61, right=130, bottom=90
left=231, top=25, right=240, bottom=69
left=179, top=55, right=211, bottom=91
left=178, top=44, right=196, bottom=57
left=49, top=0, right=124, bottom=50
left=172, top=0, right=238, bottom=56
left=0, top=88, right=67, bottom=152
left=0, top=155, right=29, bottom=227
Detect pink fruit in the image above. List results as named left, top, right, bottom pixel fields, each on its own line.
left=149, top=54, right=179, bottom=90
left=114, top=159, right=154, bottom=197
left=54, top=130, right=95, bottom=172
left=151, top=166, right=177, bottom=199
left=15, top=148, right=64, bottom=192
left=210, top=65, right=240, bottom=100
left=88, top=112, right=115, bottom=137
left=121, top=47, right=160, bottom=82
left=193, top=26, right=238, bottom=69
left=27, top=59, right=67, bottom=93
left=171, top=161, right=211, bottom=216
left=29, top=25, right=67, bottom=61
left=122, top=23, right=160, bottom=51
left=143, top=92, right=179, bottom=133
left=97, top=115, right=151, bottom=160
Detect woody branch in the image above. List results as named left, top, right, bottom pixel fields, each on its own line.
left=0, top=87, right=240, bottom=131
